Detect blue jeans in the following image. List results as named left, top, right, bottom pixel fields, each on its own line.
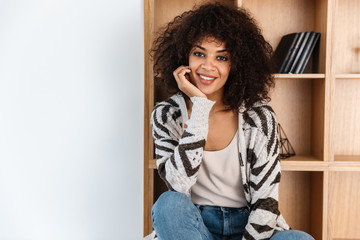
left=152, top=191, right=314, bottom=240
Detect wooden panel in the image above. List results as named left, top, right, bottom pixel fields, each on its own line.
left=332, top=79, right=360, bottom=156
left=279, top=171, right=323, bottom=238
left=144, top=0, right=154, bottom=236
left=280, top=172, right=311, bottom=231
left=269, top=79, right=313, bottom=156
left=311, top=79, right=325, bottom=160
left=314, top=0, right=328, bottom=74
left=334, top=0, right=360, bottom=74
left=310, top=172, right=323, bottom=240
left=329, top=172, right=360, bottom=239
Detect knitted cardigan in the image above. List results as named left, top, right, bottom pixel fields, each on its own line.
left=145, top=93, right=290, bottom=240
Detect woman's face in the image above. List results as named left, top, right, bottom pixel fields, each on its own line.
left=188, top=37, right=231, bottom=100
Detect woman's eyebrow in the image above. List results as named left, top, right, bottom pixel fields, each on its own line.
left=194, top=45, right=228, bottom=53
left=194, top=45, right=205, bottom=50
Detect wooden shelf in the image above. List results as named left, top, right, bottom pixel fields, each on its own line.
left=281, top=156, right=327, bottom=171
left=330, top=155, right=360, bottom=171
left=329, top=161, right=360, bottom=172
left=274, top=73, right=325, bottom=79
left=336, top=74, right=360, bottom=79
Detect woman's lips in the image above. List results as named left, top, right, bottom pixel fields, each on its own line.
left=198, top=74, right=216, bottom=85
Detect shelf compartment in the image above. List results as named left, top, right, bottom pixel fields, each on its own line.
left=279, top=171, right=323, bottom=240
left=334, top=0, right=360, bottom=74
left=329, top=172, right=360, bottom=239
left=333, top=79, right=360, bottom=157
left=242, top=0, right=328, bottom=74
left=270, top=78, right=325, bottom=161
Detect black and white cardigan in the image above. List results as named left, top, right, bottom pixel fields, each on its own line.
left=146, top=93, right=290, bottom=240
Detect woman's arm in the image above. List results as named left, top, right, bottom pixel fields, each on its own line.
left=151, top=96, right=215, bottom=194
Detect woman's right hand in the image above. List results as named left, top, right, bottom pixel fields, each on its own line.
left=173, top=66, right=207, bottom=99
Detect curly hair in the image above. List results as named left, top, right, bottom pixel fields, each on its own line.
left=150, top=2, right=275, bottom=111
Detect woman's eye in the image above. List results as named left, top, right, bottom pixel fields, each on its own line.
left=193, top=52, right=204, bottom=57
left=217, top=56, right=228, bottom=61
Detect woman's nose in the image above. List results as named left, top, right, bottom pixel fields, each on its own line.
left=201, top=57, right=215, bottom=70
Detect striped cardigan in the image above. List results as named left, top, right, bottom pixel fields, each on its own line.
left=146, top=93, right=290, bottom=240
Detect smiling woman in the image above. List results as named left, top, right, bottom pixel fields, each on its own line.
left=146, top=3, right=314, bottom=240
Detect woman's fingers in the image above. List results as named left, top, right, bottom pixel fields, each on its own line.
left=173, top=66, right=191, bottom=84
left=173, top=66, right=206, bottom=99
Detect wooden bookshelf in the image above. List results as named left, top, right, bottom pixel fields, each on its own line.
left=144, top=0, right=360, bottom=239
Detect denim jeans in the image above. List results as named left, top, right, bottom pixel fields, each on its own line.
left=152, top=191, right=314, bottom=240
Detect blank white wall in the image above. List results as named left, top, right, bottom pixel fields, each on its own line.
left=0, top=0, right=143, bottom=239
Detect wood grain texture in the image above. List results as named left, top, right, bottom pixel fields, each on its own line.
left=332, top=79, right=360, bottom=156
left=143, top=0, right=153, bottom=235
left=269, top=79, right=313, bottom=156
left=334, top=0, right=360, bottom=74
left=279, top=171, right=324, bottom=237
left=329, top=172, right=360, bottom=239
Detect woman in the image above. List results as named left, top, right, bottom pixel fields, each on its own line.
left=146, top=3, right=314, bottom=240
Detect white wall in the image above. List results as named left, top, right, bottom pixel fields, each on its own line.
left=0, top=0, right=143, bottom=239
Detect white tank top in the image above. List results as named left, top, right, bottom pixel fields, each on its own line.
left=191, top=131, right=247, bottom=208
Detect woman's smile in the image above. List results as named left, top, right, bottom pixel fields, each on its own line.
left=198, top=73, right=217, bottom=84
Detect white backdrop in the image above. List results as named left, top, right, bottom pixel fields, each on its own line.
left=0, top=0, right=143, bottom=239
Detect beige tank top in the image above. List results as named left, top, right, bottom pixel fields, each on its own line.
left=191, top=130, right=247, bottom=208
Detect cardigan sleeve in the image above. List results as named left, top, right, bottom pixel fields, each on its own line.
left=150, top=96, right=215, bottom=194
left=242, top=104, right=288, bottom=240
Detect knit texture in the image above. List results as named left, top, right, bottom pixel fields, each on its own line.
left=146, top=93, right=290, bottom=240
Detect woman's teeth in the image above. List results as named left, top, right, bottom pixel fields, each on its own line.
left=199, top=75, right=215, bottom=80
